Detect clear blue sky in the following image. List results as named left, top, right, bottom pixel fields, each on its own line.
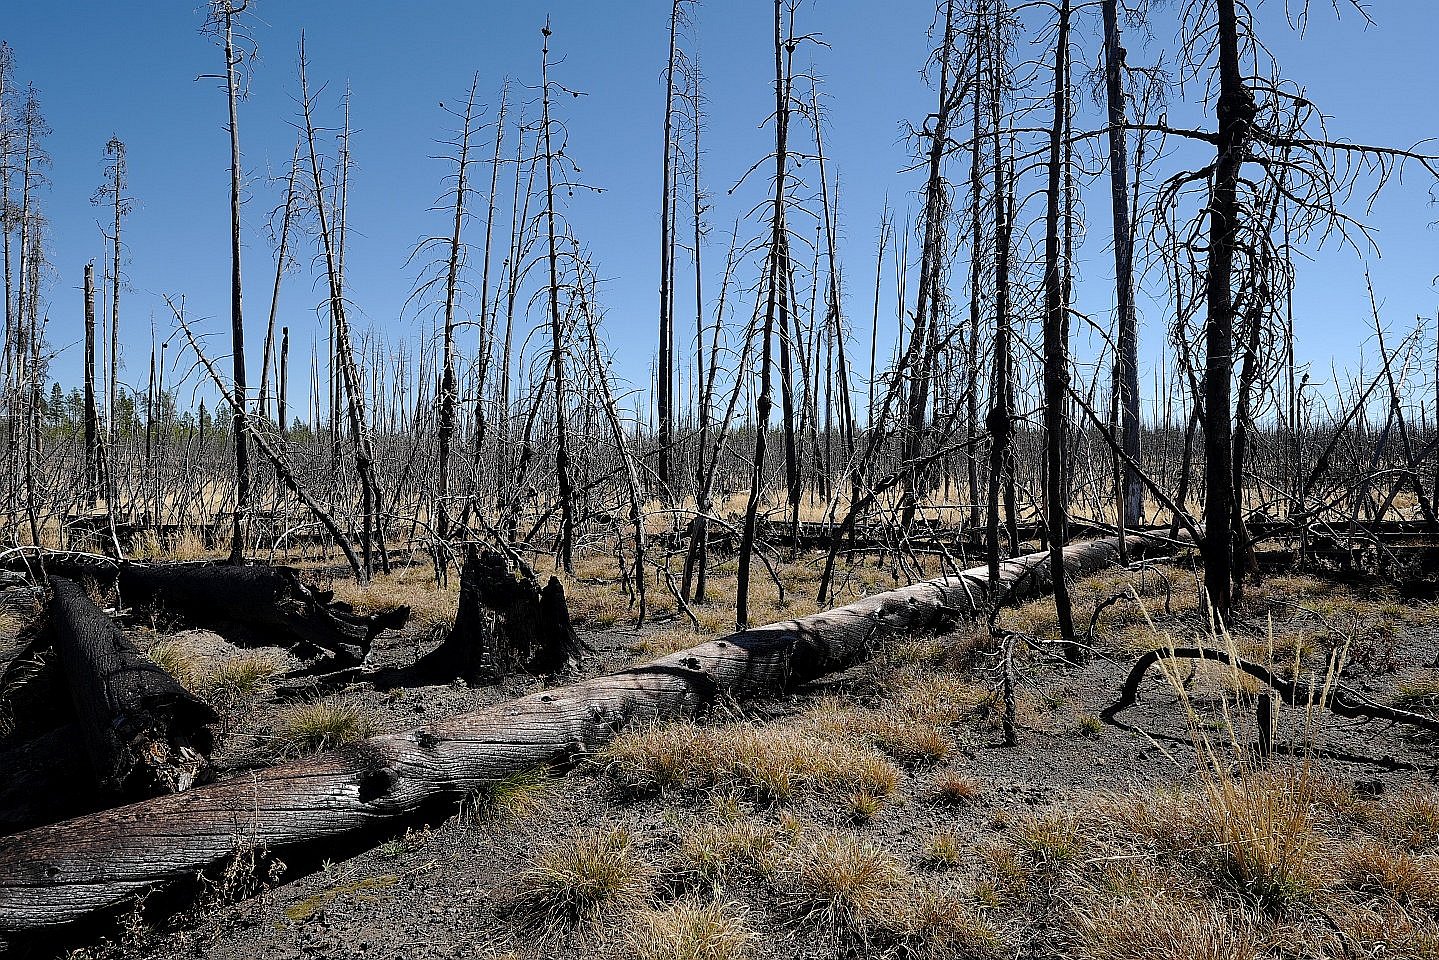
left=4, top=1, right=1437, bottom=422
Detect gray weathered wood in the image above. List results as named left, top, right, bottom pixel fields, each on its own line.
left=0, top=532, right=1179, bottom=931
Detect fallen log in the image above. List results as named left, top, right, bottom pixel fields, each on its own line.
left=49, top=579, right=219, bottom=798
left=0, top=531, right=1182, bottom=931
left=1101, top=645, right=1439, bottom=733
left=116, top=564, right=409, bottom=666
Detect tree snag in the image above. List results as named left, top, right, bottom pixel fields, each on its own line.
left=415, top=546, right=584, bottom=684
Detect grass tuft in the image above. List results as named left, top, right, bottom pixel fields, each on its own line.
left=273, top=699, right=375, bottom=757
left=508, top=827, right=651, bottom=927
left=627, top=899, right=756, bottom=960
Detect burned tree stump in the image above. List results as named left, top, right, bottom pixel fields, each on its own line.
left=49, top=579, right=218, bottom=798
left=116, top=564, right=409, bottom=666
left=416, top=547, right=584, bottom=684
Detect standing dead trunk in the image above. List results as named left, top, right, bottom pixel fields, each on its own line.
left=436, top=77, right=481, bottom=546
left=737, top=0, right=790, bottom=627
left=1102, top=0, right=1142, bottom=529
left=656, top=0, right=682, bottom=493
left=1201, top=0, right=1256, bottom=620
left=83, top=263, right=100, bottom=508
left=1040, top=0, right=1076, bottom=644
left=539, top=22, right=576, bottom=574
left=216, top=2, right=252, bottom=565
left=258, top=145, right=299, bottom=423
left=899, top=0, right=959, bottom=530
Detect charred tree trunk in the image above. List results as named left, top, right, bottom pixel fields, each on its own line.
left=1102, top=0, right=1142, bottom=529
left=49, top=579, right=216, bottom=798
left=1201, top=0, right=1255, bottom=620
left=219, top=2, right=252, bottom=565
left=415, top=547, right=583, bottom=684
left=115, top=565, right=407, bottom=667
left=82, top=264, right=100, bottom=509
left=1041, top=0, right=1076, bottom=643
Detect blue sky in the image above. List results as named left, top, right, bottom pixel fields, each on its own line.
left=3, top=1, right=1437, bottom=422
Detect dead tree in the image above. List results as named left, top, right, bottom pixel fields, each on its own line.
left=82, top=263, right=100, bottom=507
left=415, top=546, right=582, bottom=683
left=258, top=144, right=300, bottom=422
left=299, top=37, right=387, bottom=580
left=1040, top=0, right=1076, bottom=644
left=49, top=578, right=216, bottom=798
left=1101, top=0, right=1142, bottom=528
left=116, top=563, right=406, bottom=667
left=211, top=1, right=253, bottom=565
left=899, top=0, right=960, bottom=530
left=538, top=21, right=577, bottom=574
left=656, top=0, right=683, bottom=493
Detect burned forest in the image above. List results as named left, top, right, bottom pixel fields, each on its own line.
left=2, top=1, right=1439, bottom=958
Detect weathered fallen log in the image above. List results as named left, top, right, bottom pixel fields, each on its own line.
left=116, top=564, right=409, bottom=666
left=414, top=547, right=585, bottom=684
left=49, top=579, right=219, bottom=798
left=0, top=531, right=1181, bottom=931
left=1101, top=645, right=1439, bottom=733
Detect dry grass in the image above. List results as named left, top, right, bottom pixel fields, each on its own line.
left=464, top=767, right=558, bottom=824
left=272, top=698, right=376, bottom=757
left=1340, top=840, right=1439, bottom=907
left=1076, top=892, right=1259, bottom=960
left=675, top=817, right=791, bottom=883
left=327, top=567, right=454, bottom=628
left=144, top=636, right=281, bottom=701
left=930, top=774, right=982, bottom=805
left=628, top=627, right=707, bottom=659
left=880, top=890, right=1002, bottom=960
left=627, top=899, right=756, bottom=960
left=775, top=831, right=906, bottom=931
left=1393, top=674, right=1439, bottom=713
left=508, top=827, right=652, bottom=928
left=1199, top=766, right=1327, bottom=910
left=921, top=829, right=965, bottom=870
left=1371, top=788, right=1439, bottom=851
left=1017, top=812, right=1085, bottom=868
left=601, top=719, right=898, bottom=803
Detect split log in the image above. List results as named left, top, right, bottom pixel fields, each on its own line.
left=0, top=531, right=1182, bottom=931
left=49, top=579, right=218, bottom=798
left=116, top=564, right=409, bottom=666
left=1101, top=646, right=1439, bottom=733
left=414, top=547, right=585, bottom=684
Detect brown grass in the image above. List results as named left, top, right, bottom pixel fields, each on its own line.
left=627, top=899, right=756, bottom=960
left=508, top=827, right=652, bottom=927
left=600, top=719, right=899, bottom=803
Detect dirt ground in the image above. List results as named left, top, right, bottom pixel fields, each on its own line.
left=7, top=550, right=1439, bottom=960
